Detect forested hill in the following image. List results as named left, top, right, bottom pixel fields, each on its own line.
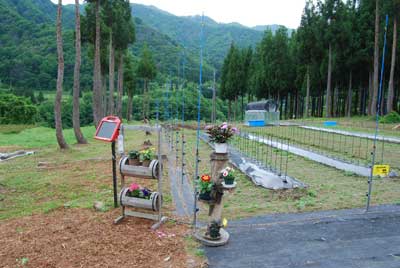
left=131, top=3, right=266, bottom=69
left=0, top=0, right=287, bottom=92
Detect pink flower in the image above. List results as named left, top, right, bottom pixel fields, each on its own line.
left=222, top=171, right=228, bottom=177
left=129, top=183, right=140, bottom=191
left=221, top=124, right=228, bottom=130
left=232, top=127, right=238, bottom=133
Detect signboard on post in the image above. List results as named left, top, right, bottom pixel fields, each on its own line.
left=373, top=165, right=390, bottom=177
left=94, top=116, right=121, bottom=142
left=94, top=116, right=122, bottom=208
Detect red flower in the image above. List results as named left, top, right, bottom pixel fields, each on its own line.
left=201, top=174, right=211, bottom=182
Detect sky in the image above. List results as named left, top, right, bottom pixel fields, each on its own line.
left=51, top=0, right=305, bottom=29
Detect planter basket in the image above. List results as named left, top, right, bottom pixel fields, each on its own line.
left=198, top=192, right=212, bottom=201
left=119, top=188, right=162, bottom=212
left=214, top=143, right=228, bottom=153
left=223, top=177, right=235, bottom=185
left=128, top=158, right=140, bottom=166
left=120, top=156, right=160, bottom=179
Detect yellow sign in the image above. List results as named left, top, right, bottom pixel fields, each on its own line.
left=373, top=165, right=390, bottom=177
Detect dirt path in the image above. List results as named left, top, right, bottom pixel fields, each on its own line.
left=0, top=208, right=193, bottom=268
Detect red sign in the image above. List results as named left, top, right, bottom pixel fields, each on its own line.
left=94, top=116, right=121, bottom=142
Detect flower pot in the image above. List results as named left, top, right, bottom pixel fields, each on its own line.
left=214, top=143, right=228, bottom=153
left=142, top=159, right=151, bottom=167
left=223, top=177, right=235, bottom=185
left=120, top=188, right=162, bottom=211
left=209, top=227, right=221, bottom=239
left=128, top=158, right=140, bottom=166
left=120, top=157, right=160, bottom=179
left=199, top=192, right=212, bottom=201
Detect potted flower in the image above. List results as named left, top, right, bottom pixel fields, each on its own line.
left=139, top=147, right=155, bottom=167
left=221, top=167, right=235, bottom=185
left=128, top=150, right=140, bottom=166
left=198, top=174, right=213, bottom=201
left=205, top=122, right=238, bottom=153
left=207, top=218, right=228, bottom=239
left=120, top=183, right=161, bottom=211
left=126, top=183, right=152, bottom=199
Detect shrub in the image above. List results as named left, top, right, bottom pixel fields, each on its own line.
left=0, top=92, right=38, bottom=124
left=379, top=111, right=400, bottom=124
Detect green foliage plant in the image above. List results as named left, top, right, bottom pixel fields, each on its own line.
left=139, top=147, right=155, bottom=161
left=379, top=111, right=400, bottom=124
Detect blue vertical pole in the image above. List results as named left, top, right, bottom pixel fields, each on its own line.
left=181, top=50, right=186, bottom=184
left=193, top=14, right=204, bottom=228
left=366, top=15, right=389, bottom=212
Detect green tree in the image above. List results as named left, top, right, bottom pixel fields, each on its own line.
left=136, top=44, right=156, bottom=118
left=85, top=0, right=103, bottom=126
left=124, top=52, right=136, bottom=121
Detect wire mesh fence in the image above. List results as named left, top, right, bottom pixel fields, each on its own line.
left=243, top=125, right=400, bottom=171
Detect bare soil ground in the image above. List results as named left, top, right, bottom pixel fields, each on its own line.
left=0, top=208, right=203, bottom=268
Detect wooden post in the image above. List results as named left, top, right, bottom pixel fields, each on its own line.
left=209, top=152, right=229, bottom=221
left=195, top=151, right=232, bottom=246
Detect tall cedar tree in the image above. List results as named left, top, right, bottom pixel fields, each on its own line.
left=85, top=0, right=103, bottom=126
left=72, top=0, right=87, bottom=144
left=55, top=0, right=68, bottom=149
left=137, top=44, right=156, bottom=119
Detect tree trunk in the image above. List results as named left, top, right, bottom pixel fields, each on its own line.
left=116, top=52, right=124, bottom=118
left=108, top=32, right=115, bottom=115
left=326, top=43, right=333, bottom=118
left=371, top=0, right=380, bottom=116
left=55, top=0, right=68, bottom=149
left=72, top=0, right=87, bottom=144
left=346, top=70, right=353, bottom=117
left=127, top=91, right=133, bottom=121
left=92, top=0, right=102, bottom=126
left=387, top=17, right=397, bottom=113
left=142, top=80, right=146, bottom=119
left=102, top=73, right=107, bottom=117
left=305, top=65, right=310, bottom=118
left=334, top=86, right=339, bottom=117
left=233, top=96, right=237, bottom=122
left=228, top=100, right=231, bottom=122
left=367, top=70, right=373, bottom=114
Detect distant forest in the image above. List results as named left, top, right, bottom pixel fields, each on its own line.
left=220, top=0, right=400, bottom=119
left=0, top=0, right=399, bottom=129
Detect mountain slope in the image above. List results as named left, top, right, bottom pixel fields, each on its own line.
left=131, top=4, right=264, bottom=69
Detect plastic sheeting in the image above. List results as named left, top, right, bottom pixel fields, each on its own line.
left=200, top=133, right=306, bottom=190
left=0, top=151, right=34, bottom=162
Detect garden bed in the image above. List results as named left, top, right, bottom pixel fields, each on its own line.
left=0, top=208, right=201, bottom=268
